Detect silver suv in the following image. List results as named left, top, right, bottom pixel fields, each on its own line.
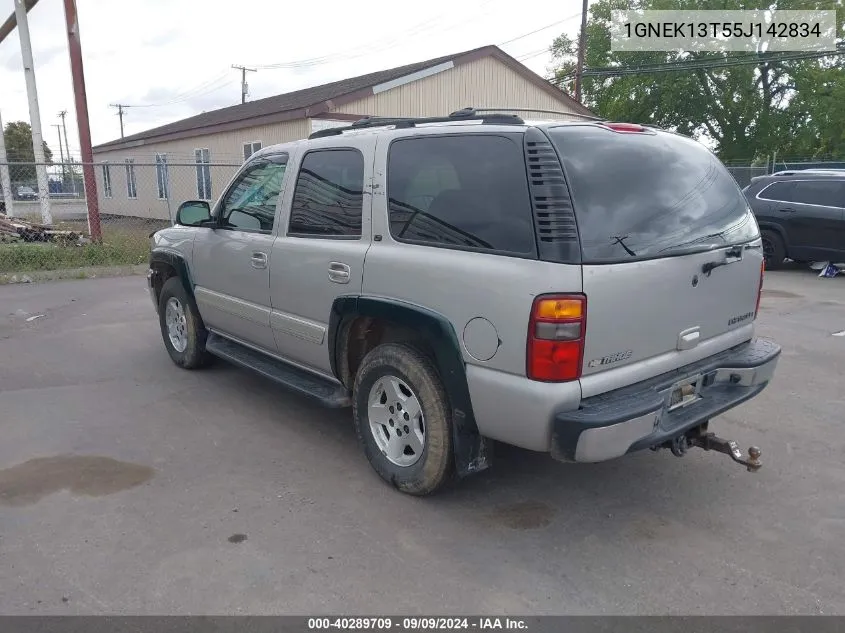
left=148, top=109, right=781, bottom=495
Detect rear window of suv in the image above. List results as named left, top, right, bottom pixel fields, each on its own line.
left=548, top=126, right=759, bottom=263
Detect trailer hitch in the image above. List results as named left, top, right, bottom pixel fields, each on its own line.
left=688, top=432, right=762, bottom=472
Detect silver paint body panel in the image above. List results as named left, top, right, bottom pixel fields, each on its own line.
left=149, top=123, right=775, bottom=455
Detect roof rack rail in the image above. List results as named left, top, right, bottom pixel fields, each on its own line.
left=307, top=108, right=525, bottom=139
left=770, top=169, right=845, bottom=176
left=463, top=107, right=606, bottom=122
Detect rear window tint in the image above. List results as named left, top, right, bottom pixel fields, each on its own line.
left=387, top=134, right=536, bottom=255
left=549, top=126, right=759, bottom=263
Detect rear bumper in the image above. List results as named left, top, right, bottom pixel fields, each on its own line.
left=552, top=337, right=781, bottom=463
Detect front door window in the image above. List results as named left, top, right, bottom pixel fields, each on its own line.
left=218, top=155, right=288, bottom=232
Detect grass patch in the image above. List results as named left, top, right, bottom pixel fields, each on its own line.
left=0, top=218, right=169, bottom=273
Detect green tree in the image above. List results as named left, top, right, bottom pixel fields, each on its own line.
left=785, top=62, right=845, bottom=157
left=3, top=121, right=53, bottom=182
left=551, top=0, right=845, bottom=161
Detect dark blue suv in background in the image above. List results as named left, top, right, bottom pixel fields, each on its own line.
left=743, top=170, right=845, bottom=268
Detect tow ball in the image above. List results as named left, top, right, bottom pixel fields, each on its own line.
left=664, top=429, right=762, bottom=472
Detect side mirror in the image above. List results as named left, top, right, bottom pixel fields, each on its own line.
left=176, top=201, right=212, bottom=226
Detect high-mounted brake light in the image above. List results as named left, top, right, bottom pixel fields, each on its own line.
left=603, top=122, right=646, bottom=133
left=527, top=294, right=587, bottom=382
left=755, top=260, right=765, bottom=317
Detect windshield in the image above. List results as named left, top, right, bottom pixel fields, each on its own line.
left=548, top=125, right=759, bottom=264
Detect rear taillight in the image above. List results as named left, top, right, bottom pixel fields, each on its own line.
left=527, top=294, right=586, bottom=382
left=755, top=259, right=765, bottom=317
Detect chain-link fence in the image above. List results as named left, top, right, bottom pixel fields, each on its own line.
left=725, top=158, right=845, bottom=188
left=1, top=161, right=241, bottom=275
left=726, top=165, right=769, bottom=189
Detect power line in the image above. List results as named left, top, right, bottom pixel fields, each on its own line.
left=517, top=47, right=553, bottom=62
left=498, top=13, right=582, bottom=47
left=250, top=14, right=471, bottom=69
left=549, top=44, right=845, bottom=83
left=247, top=0, right=498, bottom=70
left=119, top=71, right=232, bottom=107
left=585, top=48, right=845, bottom=78
left=107, top=72, right=237, bottom=121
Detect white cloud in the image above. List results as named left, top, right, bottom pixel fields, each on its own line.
left=0, top=0, right=583, bottom=152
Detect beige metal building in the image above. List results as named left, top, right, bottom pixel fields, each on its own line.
left=91, top=45, right=591, bottom=220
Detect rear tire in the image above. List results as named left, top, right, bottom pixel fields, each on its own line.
left=761, top=230, right=786, bottom=270
left=352, top=343, right=454, bottom=496
left=158, top=277, right=211, bottom=369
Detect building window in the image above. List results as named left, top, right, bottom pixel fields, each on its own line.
left=125, top=159, right=137, bottom=199
left=288, top=149, right=364, bottom=238
left=155, top=153, right=169, bottom=200
left=102, top=163, right=112, bottom=199
left=195, top=148, right=212, bottom=200
left=243, top=141, right=262, bottom=162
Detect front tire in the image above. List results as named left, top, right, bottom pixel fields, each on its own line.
left=158, top=276, right=211, bottom=369
left=352, top=343, right=454, bottom=496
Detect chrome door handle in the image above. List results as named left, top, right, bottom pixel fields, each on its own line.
left=251, top=252, right=268, bottom=269
left=328, top=262, right=351, bottom=284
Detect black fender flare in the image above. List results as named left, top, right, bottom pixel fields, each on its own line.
left=756, top=222, right=790, bottom=249
left=329, top=296, right=491, bottom=478
left=149, top=250, right=196, bottom=302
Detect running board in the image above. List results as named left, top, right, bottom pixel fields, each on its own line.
left=205, top=333, right=351, bottom=408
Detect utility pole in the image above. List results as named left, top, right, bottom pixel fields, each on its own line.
left=14, top=0, right=52, bottom=224
left=0, top=110, right=16, bottom=218
left=58, top=109, right=75, bottom=194
left=58, top=110, right=71, bottom=161
left=232, top=64, right=256, bottom=104
left=52, top=123, right=65, bottom=190
left=64, top=0, right=101, bottom=241
left=575, top=0, right=589, bottom=102
left=109, top=103, right=128, bottom=138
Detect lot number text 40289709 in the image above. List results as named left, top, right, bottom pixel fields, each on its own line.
left=307, top=617, right=529, bottom=630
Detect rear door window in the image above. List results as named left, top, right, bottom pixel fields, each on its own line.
left=387, top=134, right=536, bottom=256
left=790, top=180, right=845, bottom=207
left=288, top=149, right=364, bottom=238
left=548, top=126, right=759, bottom=263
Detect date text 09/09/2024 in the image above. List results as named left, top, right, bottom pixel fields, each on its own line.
left=623, top=21, right=823, bottom=39
left=307, top=617, right=528, bottom=630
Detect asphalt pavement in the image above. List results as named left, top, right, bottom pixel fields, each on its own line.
left=0, top=269, right=843, bottom=615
